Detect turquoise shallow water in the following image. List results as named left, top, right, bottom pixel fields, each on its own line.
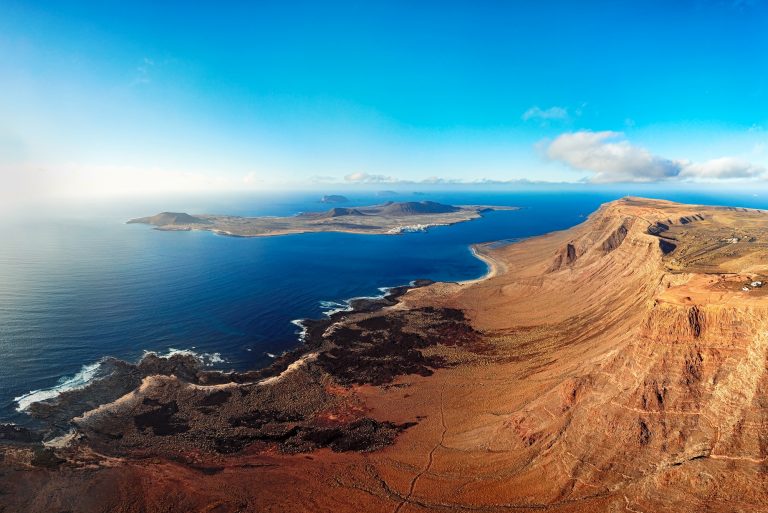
left=2, top=189, right=767, bottom=423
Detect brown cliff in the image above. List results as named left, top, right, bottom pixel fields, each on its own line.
left=4, top=197, right=768, bottom=512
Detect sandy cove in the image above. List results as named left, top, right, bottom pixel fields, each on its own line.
left=4, top=197, right=768, bottom=512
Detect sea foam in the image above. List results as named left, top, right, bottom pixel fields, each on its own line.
left=14, top=361, right=103, bottom=412
left=14, top=347, right=225, bottom=413
left=142, top=347, right=225, bottom=366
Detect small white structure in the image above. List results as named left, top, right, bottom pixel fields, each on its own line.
left=751, top=281, right=763, bottom=288
left=743, top=286, right=751, bottom=292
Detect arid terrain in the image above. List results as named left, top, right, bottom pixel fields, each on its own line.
left=127, top=201, right=517, bottom=237
left=4, top=196, right=768, bottom=512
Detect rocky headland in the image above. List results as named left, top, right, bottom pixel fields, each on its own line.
left=4, top=197, right=768, bottom=512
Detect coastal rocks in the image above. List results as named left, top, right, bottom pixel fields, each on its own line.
left=74, top=364, right=332, bottom=455
left=0, top=424, right=43, bottom=444
left=73, top=356, right=413, bottom=456
left=25, top=353, right=206, bottom=432
left=45, top=280, right=478, bottom=458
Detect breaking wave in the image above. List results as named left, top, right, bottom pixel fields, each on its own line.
left=14, top=362, right=103, bottom=412
left=14, top=348, right=226, bottom=413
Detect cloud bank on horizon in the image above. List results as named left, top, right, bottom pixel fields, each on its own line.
left=340, top=129, right=768, bottom=186
left=544, top=131, right=767, bottom=184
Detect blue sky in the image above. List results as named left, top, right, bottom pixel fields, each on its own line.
left=1, top=0, right=767, bottom=199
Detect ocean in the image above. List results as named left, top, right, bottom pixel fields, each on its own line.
left=2, top=189, right=767, bottom=424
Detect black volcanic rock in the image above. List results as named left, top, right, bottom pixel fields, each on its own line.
left=0, top=424, right=43, bottom=444
left=25, top=353, right=206, bottom=430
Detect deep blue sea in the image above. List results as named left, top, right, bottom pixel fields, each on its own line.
left=2, top=189, right=768, bottom=423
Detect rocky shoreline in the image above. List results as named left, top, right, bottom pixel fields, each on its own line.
left=1, top=278, right=483, bottom=461
left=8, top=197, right=768, bottom=512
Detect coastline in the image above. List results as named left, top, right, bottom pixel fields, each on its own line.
left=465, top=243, right=502, bottom=284
left=456, top=238, right=517, bottom=286
left=4, top=279, right=439, bottom=436
left=6, top=209, right=509, bottom=428
left=10, top=197, right=768, bottom=511
left=131, top=204, right=520, bottom=239
left=6, top=227, right=508, bottom=428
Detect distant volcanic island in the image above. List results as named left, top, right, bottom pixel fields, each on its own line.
left=6, top=197, right=768, bottom=512
left=320, top=194, right=349, bottom=203
left=127, top=200, right=517, bottom=237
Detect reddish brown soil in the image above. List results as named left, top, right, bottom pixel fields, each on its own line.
left=4, top=197, right=768, bottom=512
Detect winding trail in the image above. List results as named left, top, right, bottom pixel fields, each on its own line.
left=393, top=389, right=448, bottom=513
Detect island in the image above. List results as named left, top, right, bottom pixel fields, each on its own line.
left=127, top=201, right=518, bottom=237
left=320, top=194, right=349, bottom=204
left=5, top=197, right=768, bottom=513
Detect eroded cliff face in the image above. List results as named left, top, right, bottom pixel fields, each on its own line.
left=4, top=197, right=768, bottom=513
left=499, top=299, right=768, bottom=511
left=394, top=197, right=768, bottom=511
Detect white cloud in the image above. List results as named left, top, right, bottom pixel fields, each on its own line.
left=339, top=173, right=535, bottom=186
left=679, top=157, right=765, bottom=179
left=417, top=176, right=460, bottom=184
left=544, top=130, right=766, bottom=183
left=344, top=172, right=397, bottom=183
left=522, top=106, right=569, bottom=123
left=545, top=131, right=681, bottom=183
